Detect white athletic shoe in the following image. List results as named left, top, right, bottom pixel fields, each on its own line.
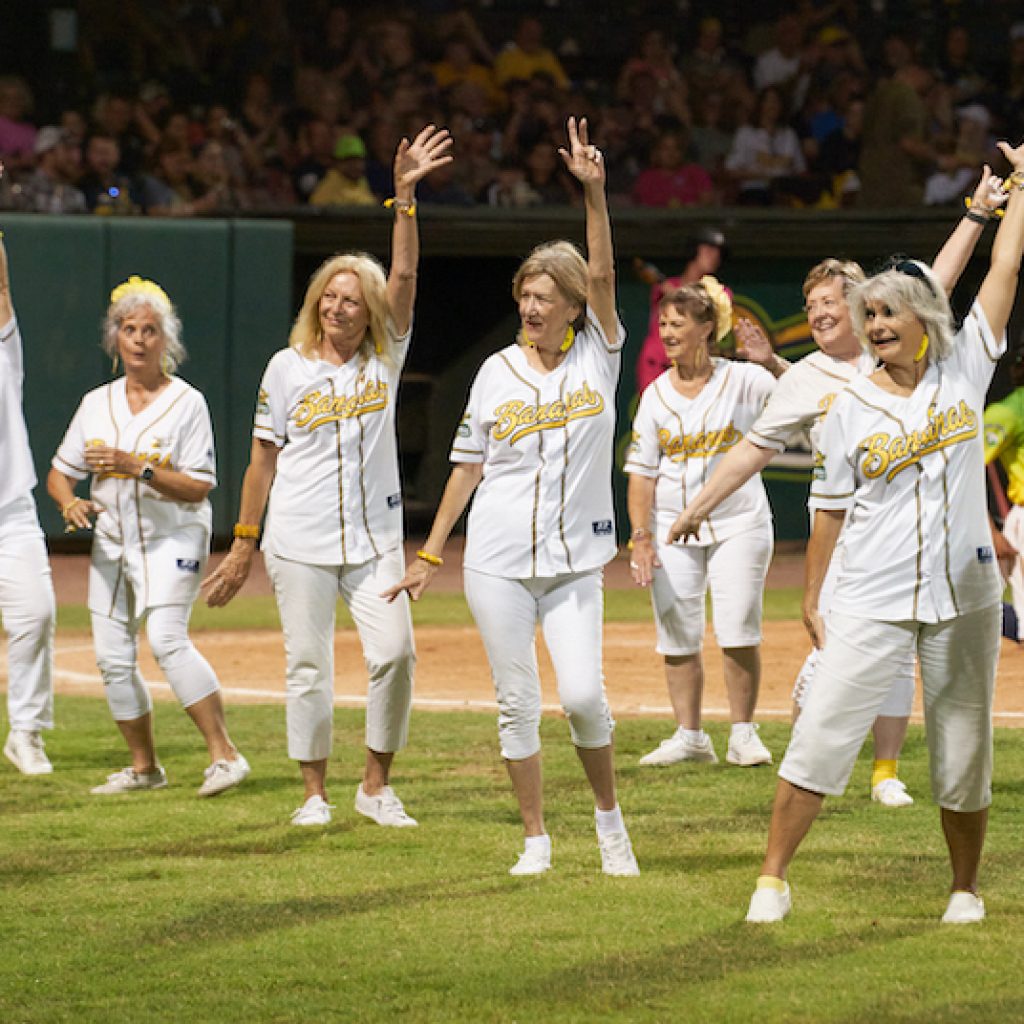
left=871, top=777, right=914, bottom=808
left=638, top=727, right=718, bottom=766
left=354, top=784, right=418, bottom=827
left=597, top=831, right=640, bottom=876
left=4, top=730, right=53, bottom=775
left=941, top=891, right=985, bottom=924
left=197, top=753, right=251, bottom=797
left=91, top=765, right=168, bottom=795
left=290, top=794, right=334, bottom=826
left=745, top=882, right=791, bottom=923
left=727, top=724, right=773, bottom=767
left=509, top=845, right=552, bottom=876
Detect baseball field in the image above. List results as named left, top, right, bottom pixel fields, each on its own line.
left=3, top=544, right=1024, bottom=1023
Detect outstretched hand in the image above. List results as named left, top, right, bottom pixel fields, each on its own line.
left=997, top=140, right=1024, bottom=174
left=970, top=164, right=1008, bottom=214
left=558, top=116, right=605, bottom=188
left=381, top=558, right=437, bottom=603
left=735, top=317, right=775, bottom=367
left=394, top=124, right=454, bottom=192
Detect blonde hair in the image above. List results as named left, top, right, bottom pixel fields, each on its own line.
left=802, top=258, right=865, bottom=299
left=289, top=252, right=391, bottom=362
left=512, top=240, right=587, bottom=327
left=102, top=289, right=185, bottom=373
left=849, top=260, right=954, bottom=361
left=660, top=276, right=732, bottom=343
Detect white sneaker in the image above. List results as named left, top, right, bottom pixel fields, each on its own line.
left=597, top=831, right=640, bottom=876
left=746, top=882, right=791, bottom=923
left=290, top=794, right=334, bottom=826
left=197, top=753, right=251, bottom=797
left=509, top=845, right=552, bottom=876
left=941, top=890, right=985, bottom=924
left=91, top=765, right=168, bottom=795
left=871, top=777, right=914, bottom=808
left=639, top=727, right=718, bottom=766
left=354, top=784, right=418, bottom=827
left=4, top=730, right=53, bottom=775
left=727, top=724, right=772, bottom=766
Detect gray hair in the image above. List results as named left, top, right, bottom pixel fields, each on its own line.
left=849, top=260, right=954, bottom=362
left=102, top=292, right=186, bottom=373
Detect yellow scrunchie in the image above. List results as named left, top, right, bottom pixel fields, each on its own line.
left=699, top=275, right=733, bottom=342
left=109, top=275, right=171, bottom=307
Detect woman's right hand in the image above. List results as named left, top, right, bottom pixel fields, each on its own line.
left=628, top=536, right=660, bottom=588
left=381, top=559, right=438, bottom=603
left=802, top=599, right=826, bottom=649
left=62, top=497, right=103, bottom=534
left=201, top=543, right=254, bottom=607
left=666, top=508, right=702, bottom=544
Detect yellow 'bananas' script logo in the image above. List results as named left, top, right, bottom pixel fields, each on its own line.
left=293, top=382, right=389, bottom=431
left=492, top=383, right=605, bottom=445
left=658, top=423, right=743, bottom=462
left=860, top=401, right=977, bottom=482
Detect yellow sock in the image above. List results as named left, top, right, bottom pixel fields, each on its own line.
left=872, top=759, right=899, bottom=788
left=756, top=874, right=786, bottom=892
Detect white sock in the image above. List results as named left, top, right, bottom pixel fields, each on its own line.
left=731, top=721, right=754, bottom=736
left=595, top=804, right=626, bottom=835
left=681, top=728, right=705, bottom=743
left=524, top=833, right=551, bottom=857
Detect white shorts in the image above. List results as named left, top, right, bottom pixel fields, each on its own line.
left=780, top=605, right=999, bottom=811
left=651, top=526, right=773, bottom=656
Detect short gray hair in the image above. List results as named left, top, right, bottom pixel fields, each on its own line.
left=849, top=260, right=954, bottom=361
left=102, top=292, right=186, bottom=373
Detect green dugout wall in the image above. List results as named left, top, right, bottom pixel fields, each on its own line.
left=6, top=214, right=293, bottom=540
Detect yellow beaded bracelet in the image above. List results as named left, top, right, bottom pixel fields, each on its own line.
left=416, top=549, right=443, bottom=567
left=233, top=523, right=260, bottom=540
left=384, top=197, right=417, bottom=217
left=61, top=497, right=84, bottom=518
left=963, top=197, right=1004, bottom=219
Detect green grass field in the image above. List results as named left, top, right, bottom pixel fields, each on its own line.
left=3, top=692, right=1023, bottom=1023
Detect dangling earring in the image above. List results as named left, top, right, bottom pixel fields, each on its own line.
left=560, top=325, right=575, bottom=353
left=914, top=332, right=929, bottom=362
left=520, top=330, right=535, bottom=349
left=160, top=352, right=173, bottom=377
left=110, top=352, right=120, bottom=375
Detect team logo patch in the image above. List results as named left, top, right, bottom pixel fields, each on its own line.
left=387, top=493, right=402, bottom=509
left=256, top=388, right=270, bottom=415
left=977, top=546, right=994, bottom=564
left=812, top=451, right=826, bottom=480
left=592, top=520, right=613, bottom=536
left=457, top=422, right=472, bottom=438
left=176, top=559, right=200, bottom=573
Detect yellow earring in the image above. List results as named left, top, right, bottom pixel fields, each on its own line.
left=521, top=330, right=535, bottom=349
left=110, top=352, right=120, bottom=375
left=560, top=325, right=575, bottom=353
left=914, top=332, right=929, bottom=362
left=160, top=352, right=173, bottom=377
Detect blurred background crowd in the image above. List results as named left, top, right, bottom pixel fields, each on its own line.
left=2, top=0, right=1023, bottom=217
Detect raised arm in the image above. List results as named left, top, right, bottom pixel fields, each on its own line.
left=386, top=125, right=453, bottom=335
left=931, top=167, right=1008, bottom=295
left=0, top=232, right=12, bottom=326
left=202, top=438, right=280, bottom=607
left=977, top=141, right=1024, bottom=339
left=559, top=116, right=617, bottom=344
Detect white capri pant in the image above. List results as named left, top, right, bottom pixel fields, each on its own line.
left=91, top=604, right=221, bottom=720
left=780, top=604, right=1000, bottom=812
left=1003, top=504, right=1024, bottom=641
left=265, top=547, right=415, bottom=762
left=463, top=567, right=614, bottom=761
left=651, top=525, right=773, bottom=656
left=0, top=496, right=55, bottom=732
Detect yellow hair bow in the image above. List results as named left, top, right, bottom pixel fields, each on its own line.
left=109, top=275, right=171, bottom=307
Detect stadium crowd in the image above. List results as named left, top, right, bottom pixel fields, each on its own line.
left=2, top=1, right=1024, bottom=216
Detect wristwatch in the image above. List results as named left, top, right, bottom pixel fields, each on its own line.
left=140, top=464, right=155, bottom=482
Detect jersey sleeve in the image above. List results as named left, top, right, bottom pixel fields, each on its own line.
left=623, top=386, right=662, bottom=479
left=176, top=390, right=218, bottom=486
left=253, top=351, right=289, bottom=447
left=746, top=365, right=805, bottom=452
left=582, top=305, right=626, bottom=355
left=983, top=399, right=1017, bottom=466
left=807, top=393, right=856, bottom=512
left=449, top=366, right=488, bottom=464
left=388, top=316, right=413, bottom=372
left=51, top=396, right=90, bottom=481
left=954, top=299, right=1005, bottom=388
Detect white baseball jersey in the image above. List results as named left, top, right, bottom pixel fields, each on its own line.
left=254, top=321, right=411, bottom=566
left=52, top=376, right=216, bottom=620
left=625, top=359, right=776, bottom=546
left=809, top=300, right=1004, bottom=622
left=0, top=317, right=37, bottom=511
left=747, top=348, right=877, bottom=456
left=451, top=308, right=624, bottom=578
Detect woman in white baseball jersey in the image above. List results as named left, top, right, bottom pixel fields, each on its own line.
left=626, top=279, right=782, bottom=770
left=202, top=125, right=452, bottom=828
left=0, top=233, right=56, bottom=776
left=745, top=141, right=1024, bottom=926
left=667, top=169, right=1007, bottom=807
left=385, top=117, right=639, bottom=877
left=47, top=277, right=249, bottom=797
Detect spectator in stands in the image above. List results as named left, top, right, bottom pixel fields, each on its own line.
left=487, top=155, right=539, bottom=207
left=451, top=115, right=500, bottom=202
left=292, top=117, right=337, bottom=203
left=617, top=29, right=683, bottom=100
left=935, top=25, right=989, bottom=107
left=363, top=119, right=401, bottom=200
left=0, top=76, right=38, bottom=171
left=310, top=134, right=375, bottom=207
left=433, top=35, right=499, bottom=112
left=726, top=86, right=807, bottom=206
left=690, top=90, right=735, bottom=188
left=92, top=92, right=147, bottom=177
left=996, top=23, right=1024, bottom=136
left=238, top=71, right=287, bottom=166
left=523, top=139, right=576, bottom=205
left=632, top=129, right=714, bottom=208
left=814, top=96, right=865, bottom=204
left=192, top=140, right=249, bottom=213
left=593, top=102, right=642, bottom=204
left=681, top=17, right=744, bottom=104
left=493, top=16, right=570, bottom=91
left=203, top=106, right=255, bottom=186
left=79, top=134, right=137, bottom=214
left=753, top=13, right=809, bottom=109
left=136, top=141, right=199, bottom=216
left=858, top=63, right=933, bottom=207
left=18, top=127, right=87, bottom=214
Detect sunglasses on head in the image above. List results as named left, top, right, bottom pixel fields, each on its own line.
left=888, top=258, right=940, bottom=298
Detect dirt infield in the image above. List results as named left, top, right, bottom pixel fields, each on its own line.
left=34, top=545, right=1024, bottom=726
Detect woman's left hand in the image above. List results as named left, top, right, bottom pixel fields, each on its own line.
left=735, top=317, right=775, bottom=367
left=84, top=445, right=135, bottom=477
left=394, top=124, right=454, bottom=192
left=559, top=116, right=605, bottom=188
left=969, top=164, right=1008, bottom=215
left=628, top=536, right=660, bottom=588
left=996, top=140, right=1024, bottom=174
